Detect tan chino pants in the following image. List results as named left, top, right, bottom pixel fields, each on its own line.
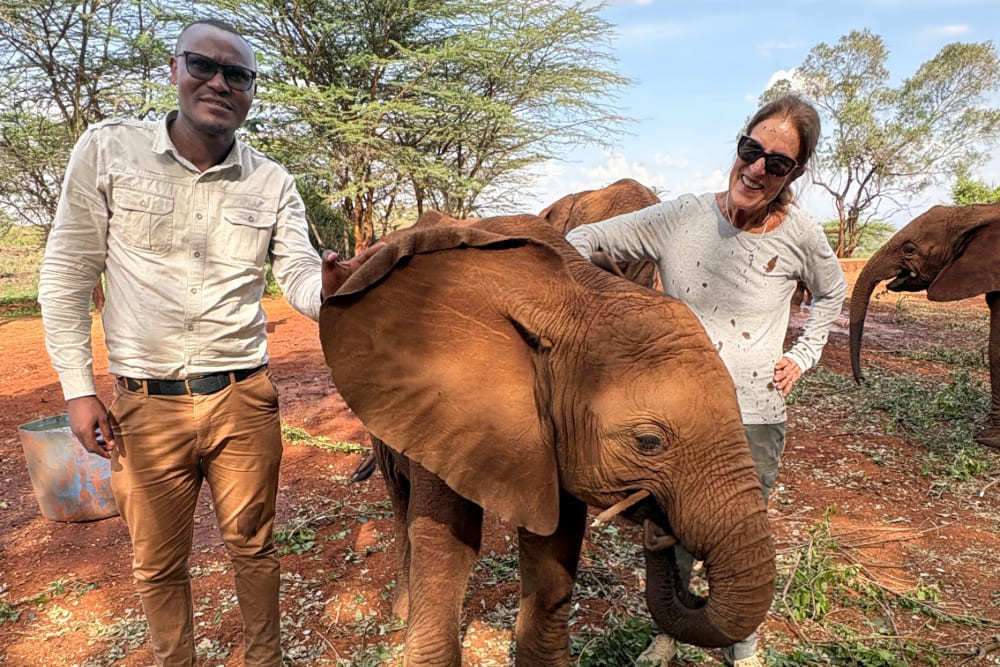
left=110, top=369, right=283, bottom=667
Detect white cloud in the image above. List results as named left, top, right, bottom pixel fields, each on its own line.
left=924, top=24, right=970, bottom=37
left=668, top=170, right=729, bottom=198
left=764, top=68, right=805, bottom=92
left=614, top=20, right=694, bottom=48
left=582, top=0, right=650, bottom=6
left=744, top=69, right=805, bottom=107
left=514, top=152, right=668, bottom=212
left=653, top=153, right=689, bottom=168
left=580, top=152, right=662, bottom=187
left=761, top=41, right=804, bottom=57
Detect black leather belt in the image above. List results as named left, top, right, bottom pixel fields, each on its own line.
left=117, top=365, right=267, bottom=396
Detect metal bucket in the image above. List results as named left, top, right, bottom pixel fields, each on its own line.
left=17, top=414, right=119, bottom=522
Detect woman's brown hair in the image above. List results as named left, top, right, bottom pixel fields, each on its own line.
left=745, top=93, right=821, bottom=209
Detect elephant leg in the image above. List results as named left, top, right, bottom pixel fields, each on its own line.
left=375, top=439, right=412, bottom=621
left=404, top=465, right=483, bottom=667
left=976, top=291, right=1000, bottom=449
left=514, top=491, right=587, bottom=666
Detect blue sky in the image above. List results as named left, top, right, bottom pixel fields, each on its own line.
left=511, top=0, right=1000, bottom=227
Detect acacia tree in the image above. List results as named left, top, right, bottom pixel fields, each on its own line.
left=952, top=167, right=1000, bottom=205
left=0, top=0, right=174, bottom=234
left=765, top=29, right=1000, bottom=257
left=210, top=0, right=630, bottom=253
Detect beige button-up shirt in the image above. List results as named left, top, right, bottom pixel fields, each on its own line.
left=39, top=112, right=324, bottom=400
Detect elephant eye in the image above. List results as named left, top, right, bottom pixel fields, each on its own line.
left=902, top=242, right=917, bottom=256
left=636, top=434, right=663, bottom=452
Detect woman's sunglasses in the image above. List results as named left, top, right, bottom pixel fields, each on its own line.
left=737, top=135, right=798, bottom=177
left=175, top=51, right=256, bottom=91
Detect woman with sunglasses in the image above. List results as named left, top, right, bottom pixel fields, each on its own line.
left=566, top=94, right=847, bottom=667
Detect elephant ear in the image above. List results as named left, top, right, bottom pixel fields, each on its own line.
left=320, top=225, right=574, bottom=536
left=927, top=215, right=1000, bottom=301
left=538, top=192, right=576, bottom=234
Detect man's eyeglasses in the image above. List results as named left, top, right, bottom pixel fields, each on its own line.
left=175, top=51, right=256, bottom=91
left=737, top=135, right=798, bottom=177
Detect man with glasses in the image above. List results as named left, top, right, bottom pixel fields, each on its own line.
left=39, top=19, right=381, bottom=667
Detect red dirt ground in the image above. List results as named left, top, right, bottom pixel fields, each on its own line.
left=1, top=286, right=999, bottom=666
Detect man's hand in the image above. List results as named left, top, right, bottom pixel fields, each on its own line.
left=773, top=356, right=803, bottom=397
left=321, top=242, right=387, bottom=300
left=68, top=395, right=115, bottom=458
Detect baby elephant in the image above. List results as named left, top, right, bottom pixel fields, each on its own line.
left=320, top=214, right=774, bottom=665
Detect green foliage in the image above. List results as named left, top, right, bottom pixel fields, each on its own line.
left=475, top=551, right=520, bottom=585
left=952, top=167, right=1000, bottom=205
left=2, top=0, right=630, bottom=252
left=0, top=225, right=44, bottom=308
left=765, top=30, right=1000, bottom=257
left=274, top=524, right=318, bottom=555
left=0, top=0, right=176, bottom=234
left=280, top=421, right=368, bottom=455
left=88, top=608, right=149, bottom=663
left=0, top=591, right=19, bottom=623
left=772, top=507, right=984, bottom=666
left=782, top=507, right=862, bottom=623
left=297, top=181, right=352, bottom=256
left=210, top=0, right=632, bottom=250
left=856, top=370, right=991, bottom=457
left=900, top=346, right=987, bottom=369
left=570, top=615, right=656, bottom=666
left=822, top=220, right=895, bottom=258
left=263, top=263, right=282, bottom=297
left=764, top=642, right=937, bottom=667
left=792, top=366, right=993, bottom=480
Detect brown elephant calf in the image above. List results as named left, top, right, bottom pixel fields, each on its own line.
left=320, top=214, right=774, bottom=666
left=850, top=202, right=1000, bottom=448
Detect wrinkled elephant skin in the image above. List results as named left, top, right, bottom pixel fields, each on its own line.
left=320, top=214, right=775, bottom=665
left=849, top=203, right=1000, bottom=448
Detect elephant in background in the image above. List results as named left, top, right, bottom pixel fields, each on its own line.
left=415, top=177, right=661, bottom=288
left=320, top=214, right=775, bottom=665
left=849, top=202, right=1000, bottom=448
left=538, top=177, right=661, bottom=289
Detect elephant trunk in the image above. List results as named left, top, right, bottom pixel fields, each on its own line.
left=848, top=248, right=899, bottom=383
left=643, top=490, right=775, bottom=647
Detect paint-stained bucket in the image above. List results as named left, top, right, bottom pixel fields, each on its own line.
left=17, top=414, right=119, bottom=522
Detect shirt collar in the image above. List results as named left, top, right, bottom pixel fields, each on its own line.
left=153, top=110, right=246, bottom=175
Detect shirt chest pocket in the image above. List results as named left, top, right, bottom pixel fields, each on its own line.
left=114, top=187, right=174, bottom=254
left=222, top=202, right=275, bottom=265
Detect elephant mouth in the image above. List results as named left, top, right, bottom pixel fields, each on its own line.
left=595, top=489, right=679, bottom=551
left=887, top=268, right=928, bottom=291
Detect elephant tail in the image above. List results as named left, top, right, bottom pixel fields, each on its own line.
left=350, top=453, right=378, bottom=483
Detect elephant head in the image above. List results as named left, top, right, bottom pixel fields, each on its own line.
left=539, top=178, right=662, bottom=289
left=849, top=203, right=1000, bottom=447
left=320, top=214, right=775, bottom=648
left=346, top=183, right=662, bottom=484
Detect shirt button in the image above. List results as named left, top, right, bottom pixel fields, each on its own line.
left=197, top=213, right=203, bottom=220
left=194, top=252, right=201, bottom=258
left=190, top=288, right=197, bottom=294
left=248, top=216, right=255, bottom=222
left=187, top=325, right=194, bottom=331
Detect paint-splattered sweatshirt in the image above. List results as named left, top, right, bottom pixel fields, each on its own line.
left=566, top=192, right=847, bottom=424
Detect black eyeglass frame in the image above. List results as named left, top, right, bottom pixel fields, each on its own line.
left=736, top=135, right=799, bottom=177
left=175, top=51, right=257, bottom=91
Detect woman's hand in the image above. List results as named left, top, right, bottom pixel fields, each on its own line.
left=773, top=356, right=802, bottom=397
